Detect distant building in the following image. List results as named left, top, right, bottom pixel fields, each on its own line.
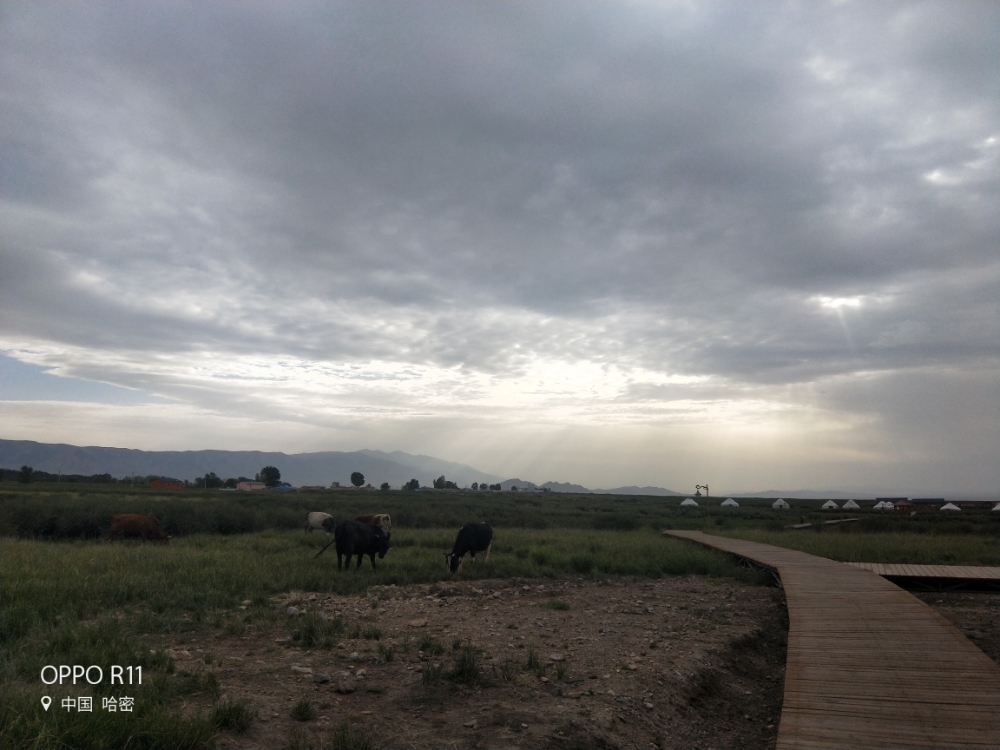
left=237, top=481, right=266, bottom=491
left=149, top=477, right=183, bottom=490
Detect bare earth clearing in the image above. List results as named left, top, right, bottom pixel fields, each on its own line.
left=167, top=577, right=787, bottom=750
left=915, top=591, right=1000, bottom=667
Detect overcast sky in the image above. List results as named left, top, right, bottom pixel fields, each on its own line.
left=2, top=1, right=997, bottom=494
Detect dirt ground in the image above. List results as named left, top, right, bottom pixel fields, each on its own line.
left=915, top=590, right=1000, bottom=666
left=166, top=576, right=788, bottom=750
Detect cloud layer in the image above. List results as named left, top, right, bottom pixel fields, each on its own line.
left=2, top=2, right=997, bottom=492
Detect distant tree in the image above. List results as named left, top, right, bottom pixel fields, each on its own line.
left=471, top=482, right=479, bottom=491
left=201, top=472, right=223, bottom=489
left=444, top=480, right=459, bottom=490
left=18, top=465, right=34, bottom=483
left=259, top=466, right=281, bottom=487
left=351, top=471, right=365, bottom=487
left=433, top=475, right=447, bottom=490
left=223, top=478, right=238, bottom=489
left=380, top=482, right=390, bottom=491
left=330, top=481, right=341, bottom=488
left=403, top=478, right=420, bottom=491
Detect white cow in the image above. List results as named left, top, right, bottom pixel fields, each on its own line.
left=305, top=511, right=335, bottom=533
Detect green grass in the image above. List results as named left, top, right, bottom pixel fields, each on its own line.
left=540, top=598, right=570, bottom=611
left=4, top=482, right=992, bottom=749
left=212, top=699, right=255, bottom=732
left=290, top=698, right=316, bottom=722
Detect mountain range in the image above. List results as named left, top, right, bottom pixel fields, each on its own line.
left=0, top=440, right=501, bottom=488
left=0, top=441, right=687, bottom=494
left=2, top=440, right=966, bottom=499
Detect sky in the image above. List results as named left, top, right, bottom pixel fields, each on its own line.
left=1, top=1, right=997, bottom=494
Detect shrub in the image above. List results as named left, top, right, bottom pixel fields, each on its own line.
left=212, top=699, right=255, bottom=732
left=418, top=633, right=443, bottom=655
left=541, top=599, right=569, bottom=611
left=327, top=720, right=381, bottom=750
left=524, top=647, right=540, bottom=672
left=421, top=662, right=444, bottom=685
left=493, top=659, right=519, bottom=682
left=290, top=698, right=316, bottom=722
left=291, top=613, right=345, bottom=648
left=448, top=644, right=484, bottom=685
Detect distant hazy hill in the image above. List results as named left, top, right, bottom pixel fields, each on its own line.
left=594, top=485, right=683, bottom=496
left=730, top=489, right=876, bottom=500
left=0, top=440, right=501, bottom=488
left=538, top=481, right=683, bottom=496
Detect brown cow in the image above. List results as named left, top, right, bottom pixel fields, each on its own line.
left=354, top=513, right=391, bottom=532
left=108, top=514, right=169, bottom=543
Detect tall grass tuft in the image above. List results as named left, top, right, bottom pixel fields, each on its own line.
left=212, top=699, right=255, bottom=732
left=290, top=698, right=317, bottom=722
left=291, top=613, right=345, bottom=648
left=448, top=644, right=484, bottom=685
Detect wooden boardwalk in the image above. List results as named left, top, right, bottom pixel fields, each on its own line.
left=664, top=530, right=1000, bottom=749
left=845, top=562, right=1000, bottom=581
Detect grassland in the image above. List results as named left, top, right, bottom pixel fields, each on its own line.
left=2, top=483, right=996, bottom=748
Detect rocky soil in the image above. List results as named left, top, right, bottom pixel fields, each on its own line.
left=915, top=590, right=1000, bottom=666
left=166, top=576, right=788, bottom=750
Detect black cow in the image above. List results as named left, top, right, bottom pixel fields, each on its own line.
left=445, top=522, right=492, bottom=573
left=315, top=520, right=391, bottom=570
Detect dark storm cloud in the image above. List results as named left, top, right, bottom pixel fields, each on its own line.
left=1, top=1, right=997, bottom=462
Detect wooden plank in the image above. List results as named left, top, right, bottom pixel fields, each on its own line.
left=843, top=561, right=1000, bottom=580
left=664, top=530, right=1000, bottom=750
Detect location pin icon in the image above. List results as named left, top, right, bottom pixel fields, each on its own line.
left=41, top=696, right=51, bottom=711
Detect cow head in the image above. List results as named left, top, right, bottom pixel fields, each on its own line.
left=322, top=516, right=336, bottom=533
left=444, top=552, right=463, bottom=573
left=377, top=532, right=391, bottom=559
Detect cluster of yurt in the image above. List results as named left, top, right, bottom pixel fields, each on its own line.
left=680, top=497, right=699, bottom=507
left=771, top=498, right=790, bottom=509
left=939, top=502, right=961, bottom=512
left=841, top=499, right=860, bottom=510
left=720, top=498, right=739, bottom=508
left=821, top=500, right=839, bottom=510
left=873, top=500, right=895, bottom=511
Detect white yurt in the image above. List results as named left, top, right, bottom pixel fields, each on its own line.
left=883, top=501, right=894, bottom=511
left=721, top=498, right=739, bottom=508
left=821, top=500, right=839, bottom=510
left=772, top=499, right=790, bottom=510
left=872, top=501, right=886, bottom=510
left=842, top=499, right=860, bottom=510
left=992, top=502, right=1000, bottom=512
left=939, top=502, right=961, bottom=512
left=680, top=498, right=699, bottom=507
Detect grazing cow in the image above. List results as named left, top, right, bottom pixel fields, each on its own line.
left=108, top=514, right=169, bottom=543
left=354, top=513, right=392, bottom=532
left=445, top=522, right=492, bottom=573
left=315, top=521, right=391, bottom=570
left=305, top=511, right=336, bottom=533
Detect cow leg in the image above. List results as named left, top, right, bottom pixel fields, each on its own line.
left=355, top=553, right=364, bottom=570
left=337, top=552, right=344, bottom=570
left=481, top=543, right=491, bottom=563
left=369, top=553, right=377, bottom=570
